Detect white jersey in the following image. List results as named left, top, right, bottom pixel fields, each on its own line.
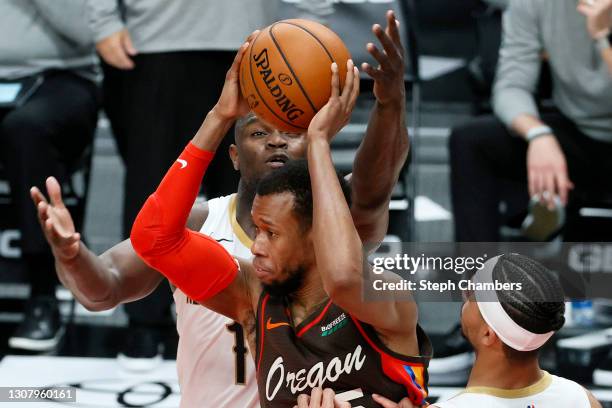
left=174, top=194, right=258, bottom=408
left=435, top=372, right=590, bottom=408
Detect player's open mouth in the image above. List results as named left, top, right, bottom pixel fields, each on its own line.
left=266, top=154, right=288, bottom=168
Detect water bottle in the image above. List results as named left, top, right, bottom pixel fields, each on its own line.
left=572, top=300, right=594, bottom=327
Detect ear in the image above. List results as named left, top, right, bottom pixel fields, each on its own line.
left=229, top=144, right=240, bottom=171
left=481, top=325, right=499, bottom=348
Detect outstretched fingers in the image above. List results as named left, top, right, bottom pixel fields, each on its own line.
left=46, top=177, right=66, bottom=210
left=385, top=10, right=403, bottom=52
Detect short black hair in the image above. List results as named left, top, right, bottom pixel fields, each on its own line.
left=492, top=254, right=565, bottom=359
left=234, top=112, right=255, bottom=142
left=256, top=159, right=351, bottom=230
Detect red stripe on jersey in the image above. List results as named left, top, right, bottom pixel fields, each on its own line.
left=296, top=300, right=333, bottom=338
left=350, top=316, right=427, bottom=405
left=257, top=294, right=270, bottom=373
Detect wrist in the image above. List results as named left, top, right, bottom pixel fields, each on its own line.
left=54, top=245, right=81, bottom=268
left=193, top=108, right=234, bottom=151
left=596, top=33, right=611, bottom=52
left=376, top=96, right=405, bottom=111
left=594, top=27, right=611, bottom=40
left=307, top=137, right=331, bottom=154
left=209, top=105, right=238, bottom=124
left=525, top=125, right=554, bottom=143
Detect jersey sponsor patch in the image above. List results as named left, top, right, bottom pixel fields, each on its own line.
left=321, top=313, right=348, bottom=337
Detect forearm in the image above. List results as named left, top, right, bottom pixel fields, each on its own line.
left=192, top=108, right=235, bottom=151
left=132, top=108, right=230, bottom=255
left=493, top=85, right=541, bottom=132
left=352, top=101, right=409, bottom=207
left=308, top=139, right=363, bottom=292
left=510, top=113, right=550, bottom=140
left=130, top=111, right=238, bottom=301
left=55, top=243, right=120, bottom=311
left=492, top=0, right=542, bottom=130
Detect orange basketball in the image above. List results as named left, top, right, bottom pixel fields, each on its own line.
left=240, top=19, right=351, bottom=133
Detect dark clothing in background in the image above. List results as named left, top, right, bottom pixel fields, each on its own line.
left=101, top=51, right=239, bottom=326
left=0, top=71, right=98, bottom=295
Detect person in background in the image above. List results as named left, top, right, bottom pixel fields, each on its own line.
left=87, top=0, right=274, bottom=369
left=0, top=0, right=98, bottom=352
left=450, top=0, right=612, bottom=242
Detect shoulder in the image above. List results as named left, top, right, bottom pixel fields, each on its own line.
left=186, top=199, right=209, bottom=231
left=188, top=193, right=238, bottom=231
left=583, top=387, right=603, bottom=408
left=236, top=258, right=262, bottom=310
left=549, top=375, right=594, bottom=406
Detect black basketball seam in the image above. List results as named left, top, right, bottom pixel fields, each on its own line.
left=248, top=27, right=307, bottom=131
left=281, top=21, right=336, bottom=63
left=269, top=23, right=318, bottom=114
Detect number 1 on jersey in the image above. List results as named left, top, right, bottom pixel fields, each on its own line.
left=226, top=322, right=248, bottom=385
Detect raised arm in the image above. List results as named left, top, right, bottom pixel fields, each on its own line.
left=129, top=38, right=259, bottom=321
left=307, top=62, right=416, bottom=335
left=351, top=10, right=410, bottom=247
left=30, top=178, right=209, bottom=312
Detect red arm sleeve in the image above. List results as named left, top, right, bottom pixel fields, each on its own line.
left=130, top=142, right=239, bottom=302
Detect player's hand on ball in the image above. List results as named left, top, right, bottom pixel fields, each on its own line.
left=372, top=393, right=417, bottom=408
left=96, top=29, right=137, bottom=70
left=307, top=60, right=360, bottom=143
left=30, top=177, right=81, bottom=262
left=294, top=388, right=351, bottom=408
left=362, top=10, right=406, bottom=107
left=214, top=30, right=260, bottom=121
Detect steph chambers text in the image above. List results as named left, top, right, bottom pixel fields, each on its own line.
left=372, top=279, right=522, bottom=292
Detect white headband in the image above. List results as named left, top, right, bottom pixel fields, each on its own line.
left=473, top=256, right=554, bottom=352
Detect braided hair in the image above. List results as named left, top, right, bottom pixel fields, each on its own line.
left=492, top=254, right=565, bottom=358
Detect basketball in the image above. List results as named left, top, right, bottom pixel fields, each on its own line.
left=240, top=19, right=351, bottom=133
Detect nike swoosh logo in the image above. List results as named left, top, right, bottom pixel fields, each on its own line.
left=176, top=159, right=188, bottom=169
left=266, top=317, right=290, bottom=330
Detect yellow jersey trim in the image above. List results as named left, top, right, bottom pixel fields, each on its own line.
left=229, top=194, right=254, bottom=248
left=462, top=371, right=552, bottom=399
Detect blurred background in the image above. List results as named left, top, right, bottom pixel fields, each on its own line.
left=0, top=0, right=611, bottom=406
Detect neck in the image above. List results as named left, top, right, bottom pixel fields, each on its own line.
left=467, top=351, right=543, bottom=390
left=235, top=179, right=257, bottom=239
left=291, top=267, right=328, bottom=313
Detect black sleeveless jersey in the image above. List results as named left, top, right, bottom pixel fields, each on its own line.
left=255, top=292, right=431, bottom=408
